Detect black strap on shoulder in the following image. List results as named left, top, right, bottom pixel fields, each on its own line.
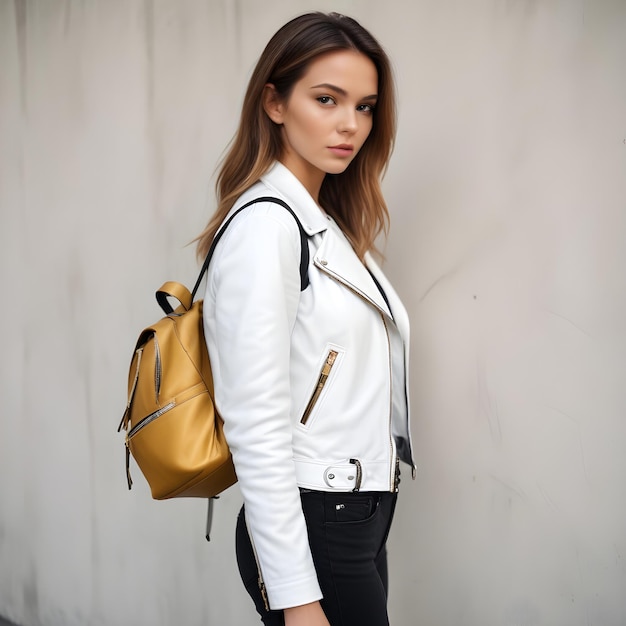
left=191, top=196, right=309, bottom=300
left=368, top=269, right=392, bottom=314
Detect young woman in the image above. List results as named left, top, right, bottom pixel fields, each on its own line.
left=197, top=12, right=414, bottom=626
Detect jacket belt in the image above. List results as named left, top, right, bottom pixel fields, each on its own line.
left=293, top=458, right=393, bottom=492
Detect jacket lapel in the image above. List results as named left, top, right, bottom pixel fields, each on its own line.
left=365, top=252, right=410, bottom=344
left=262, top=163, right=409, bottom=339
left=313, top=227, right=393, bottom=319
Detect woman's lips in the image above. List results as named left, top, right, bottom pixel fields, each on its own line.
left=328, top=145, right=354, bottom=157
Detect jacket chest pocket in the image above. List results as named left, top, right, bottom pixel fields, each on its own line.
left=300, top=346, right=344, bottom=427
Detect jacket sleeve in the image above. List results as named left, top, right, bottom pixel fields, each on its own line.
left=203, top=203, right=322, bottom=609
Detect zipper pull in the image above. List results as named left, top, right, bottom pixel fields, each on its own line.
left=259, top=580, right=269, bottom=612
left=117, top=407, right=129, bottom=433
left=314, top=351, right=338, bottom=392
left=320, top=350, right=337, bottom=381
left=125, top=436, right=133, bottom=490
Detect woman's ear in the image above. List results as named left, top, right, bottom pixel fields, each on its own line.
left=263, top=83, right=284, bottom=124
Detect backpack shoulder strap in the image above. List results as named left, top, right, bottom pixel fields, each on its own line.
left=191, top=196, right=309, bottom=300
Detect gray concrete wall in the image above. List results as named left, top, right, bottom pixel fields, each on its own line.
left=1, top=1, right=625, bottom=624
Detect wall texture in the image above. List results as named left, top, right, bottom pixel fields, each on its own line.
left=1, top=1, right=625, bottom=625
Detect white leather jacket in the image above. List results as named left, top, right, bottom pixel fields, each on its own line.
left=203, top=162, right=415, bottom=610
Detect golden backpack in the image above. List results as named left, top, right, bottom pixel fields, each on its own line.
left=118, top=197, right=309, bottom=502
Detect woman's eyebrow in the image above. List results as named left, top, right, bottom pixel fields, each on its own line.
left=310, top=83, right=378, bottom=101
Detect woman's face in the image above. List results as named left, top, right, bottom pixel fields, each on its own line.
left=266, top=50, right=378, bottom=200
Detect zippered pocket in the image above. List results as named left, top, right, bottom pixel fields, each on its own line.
left=300, top=349, right=339, bottom=425
left=127, top=402, right=176, bottom=439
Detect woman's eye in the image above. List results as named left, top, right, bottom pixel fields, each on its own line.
left=357, top=103, right=375, bottom=114
left=317, top=96, right=335, bottom=105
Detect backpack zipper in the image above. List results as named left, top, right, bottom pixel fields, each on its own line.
left=127, top=401, right=176, bottom=439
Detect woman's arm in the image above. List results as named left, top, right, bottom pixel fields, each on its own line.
left=205, top=203, right=322, bottom=609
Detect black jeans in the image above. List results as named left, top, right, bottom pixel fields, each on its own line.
left=236, top=489, right=398, bottom=626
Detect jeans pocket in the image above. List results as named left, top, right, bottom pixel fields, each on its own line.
left=325, top=494, right=380, bottom=525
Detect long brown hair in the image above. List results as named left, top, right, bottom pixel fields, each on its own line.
left=196, top=12, right=396, bottom=261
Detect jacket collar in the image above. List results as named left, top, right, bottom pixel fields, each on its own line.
left=261, top=162, right=330, bottom=236
left=261, top=163, right=408, bottom=340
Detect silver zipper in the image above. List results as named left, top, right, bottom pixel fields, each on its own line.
left=314, top=260, right=389, bottom=319
left=247, top=521, right=269, bottom=611
left=381, top=315, right=396, bottom=491
left=316, top=260, right=398, bottom=489
left=300, top=350, right=338, bottom=424
left=127, top=401, right=175, bottom=439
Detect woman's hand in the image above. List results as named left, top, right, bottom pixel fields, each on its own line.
left=284, top=601, right=331, bottom=626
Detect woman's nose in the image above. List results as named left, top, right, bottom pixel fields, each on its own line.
left=338, top=108, right=358, bottom=134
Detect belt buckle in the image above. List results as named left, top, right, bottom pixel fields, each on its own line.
left=349, top=458, right=362, bottom=492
